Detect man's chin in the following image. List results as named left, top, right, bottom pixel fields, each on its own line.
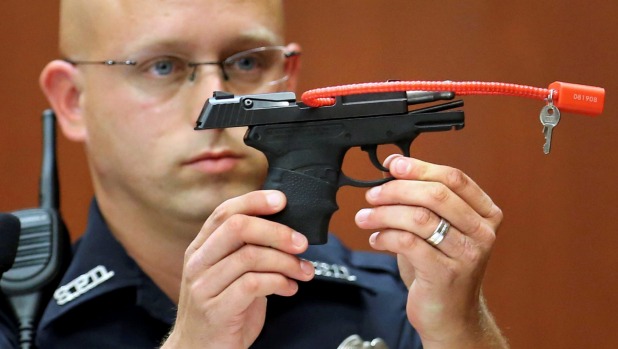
left=180, top=183, right=261, bottom=214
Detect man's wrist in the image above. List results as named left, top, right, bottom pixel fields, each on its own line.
left=422, top=297, right=509, bottom=349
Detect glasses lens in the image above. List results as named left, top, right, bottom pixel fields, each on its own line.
left=122, top=56, right=190, bottom=98
left=222, top=47, right=289, bottom=94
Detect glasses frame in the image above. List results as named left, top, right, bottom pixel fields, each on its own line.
left=63, top=45, right=300, bottom=88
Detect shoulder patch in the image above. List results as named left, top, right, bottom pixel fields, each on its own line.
left=53, top=265, right=115, bottom=306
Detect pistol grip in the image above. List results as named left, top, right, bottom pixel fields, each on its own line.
left=262, top=167, right=338, bottom=245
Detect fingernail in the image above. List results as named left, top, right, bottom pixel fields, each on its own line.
left=394, top=157, right=410, bottom=175
left=292, top=231, right=306, bottom=248
left=383, top=154, right=403, bottom=167
left=356, top=208, right=372, bottom=223
left=367, top=186, right=381, bottom=199
left=369, top=232, right=379, bottom=245
left=266, top=192, right=283, bottom=207
left=300, top=259, right=314, bottom=275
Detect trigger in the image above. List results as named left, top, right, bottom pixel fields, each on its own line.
left=396, top=140, right=412, bottom=157
left=361, top=145, right=389, bottom=172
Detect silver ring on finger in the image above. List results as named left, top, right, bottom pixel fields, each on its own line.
left=426, top=218, right=450, bottom=247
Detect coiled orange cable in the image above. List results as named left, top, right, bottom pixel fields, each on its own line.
left=301, top=81, right=553, bottom=107
left=300, top=80, right=605, bottom=117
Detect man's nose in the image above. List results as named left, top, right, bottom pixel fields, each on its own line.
left=187, top=70, right=226, bottom=123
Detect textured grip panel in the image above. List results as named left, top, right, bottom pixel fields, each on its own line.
left=263, top=167, right=339, bottom=244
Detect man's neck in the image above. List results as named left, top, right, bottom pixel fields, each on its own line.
left=96, top=195, right=204, bottom=304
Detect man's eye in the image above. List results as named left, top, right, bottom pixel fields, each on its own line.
left=233, top=56, right=259, bottom=71
left=152, top=59, right=175, bottom=76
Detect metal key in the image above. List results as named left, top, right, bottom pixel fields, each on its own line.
left=539, top=103, right=561, bottom=154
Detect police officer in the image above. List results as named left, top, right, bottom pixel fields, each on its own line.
left=3, top=0, right=508, bottom=348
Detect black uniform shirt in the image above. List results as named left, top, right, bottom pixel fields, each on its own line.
left=32, top=201, right=421, bottom=348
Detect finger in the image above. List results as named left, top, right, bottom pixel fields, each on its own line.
left=221, top=272, right=298, bottom=309
left=197, top=245, right=314, bottom=298
left=186, top=190, right=289, bottom=258
left=369, top=229, right=456, bottom=285
left=356, top=205, right=483, bottom=260
left=186, top=215, right=308, bottom=275
left=384, top=156, right=501, bottom=223
left=365, top=180, right=489, bottom=241
left=214, top=272, right=300, bottom=317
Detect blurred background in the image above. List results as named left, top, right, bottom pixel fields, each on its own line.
left=1, top=1, right=616, bottom=347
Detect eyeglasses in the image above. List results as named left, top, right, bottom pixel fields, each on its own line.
left=64, top=46, right=300, bottom=97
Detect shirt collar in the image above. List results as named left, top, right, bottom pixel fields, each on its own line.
left=38, top=199, right=176, bottom=330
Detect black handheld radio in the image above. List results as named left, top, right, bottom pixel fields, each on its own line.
left=1, top=109, right=71, bottom=349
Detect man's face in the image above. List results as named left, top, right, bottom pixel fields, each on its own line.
left=70, top=0, right=294, bottom=226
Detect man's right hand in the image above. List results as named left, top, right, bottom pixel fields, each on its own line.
left=161, top=190, right=315, bottom=349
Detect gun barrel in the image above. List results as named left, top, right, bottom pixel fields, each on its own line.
left=195, top=91, right=412, bottom=129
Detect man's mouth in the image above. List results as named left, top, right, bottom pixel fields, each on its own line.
left=184, top=150, right=242, bottom=174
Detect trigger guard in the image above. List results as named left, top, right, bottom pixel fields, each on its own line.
left=346, top=141, right=412, bottom=188
left=361, top=144, right=389, bottom=172
left=338, top=171, right=394, bottom=188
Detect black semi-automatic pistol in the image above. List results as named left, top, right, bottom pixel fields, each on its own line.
left=195, top=90, right=465, bottom=244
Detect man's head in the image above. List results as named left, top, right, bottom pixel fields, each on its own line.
left=40, top=0, right=300, bottom=237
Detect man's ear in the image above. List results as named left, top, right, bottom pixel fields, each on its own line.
left=284, top=42, right=302, bottom=92
left=39, top=60, right=87, bottom=142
